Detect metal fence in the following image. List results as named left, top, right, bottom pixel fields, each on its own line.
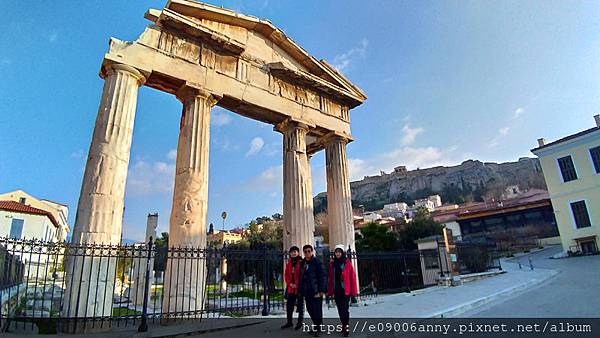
left=0, top=237, right=501, bottom=334
left=0, top=237, right=287, bottom=334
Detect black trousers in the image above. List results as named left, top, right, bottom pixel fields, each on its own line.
left=334, top=294, right=350, bottom=326
left=305, top=295, right=323, bottom=327
left=285, top=293, right=304, bottom=323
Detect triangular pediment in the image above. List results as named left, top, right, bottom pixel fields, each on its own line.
left=145, top=0, right=366, bottom=106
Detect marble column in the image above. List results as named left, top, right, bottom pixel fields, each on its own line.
left=162, top=86, right=218, bottom=317
left=324, top=134, right=355, bottom=251
left=62, top=63, right=145, bottom=330
left=278, top=120, right=315, bottom=251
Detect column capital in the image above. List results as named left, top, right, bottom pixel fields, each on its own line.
left=100, top=62, right=147, bottom=85
left=319, top=131, right=354, bottom=146
left=273, top=117, right=315, bottom=134
left=176, top=84, right=221, bottom=106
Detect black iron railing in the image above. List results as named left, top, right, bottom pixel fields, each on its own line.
left=0, top=237, right=501, bottom=334
left=0, top=238, right=288, bottom=334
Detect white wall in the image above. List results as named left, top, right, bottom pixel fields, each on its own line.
left=0, top=210, right=58, bottom=241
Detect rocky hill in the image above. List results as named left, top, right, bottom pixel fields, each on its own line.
left=313, top=157, right=546, bottom=213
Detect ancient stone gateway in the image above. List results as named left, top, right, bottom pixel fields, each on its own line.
left=64, top=0, right=365, bottom=326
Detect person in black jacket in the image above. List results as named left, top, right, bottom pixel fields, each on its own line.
left=299, top=244, right=326, bottom=337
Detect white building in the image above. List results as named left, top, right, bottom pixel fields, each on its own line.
left=363, top=211, right=382, bottom=222
left=0, top=190, right=69, bottom=241
left=0, top=201, right=62, bottom=242
left=0, top=198, right=68, bottom=278
left=381, top=202, right=408, bottom=218
left=414, top=195, right=443, bottom=212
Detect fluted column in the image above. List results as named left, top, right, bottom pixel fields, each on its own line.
left=62, top=63, right=145, bottom=331
left=278, top=120, right=315, bottom=251
left=162, top=86, right=219, bottom=317
left=324, top=134, right=354, bottom=250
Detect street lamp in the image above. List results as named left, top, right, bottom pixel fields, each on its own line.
left=221, top=211, right=227, bottom=230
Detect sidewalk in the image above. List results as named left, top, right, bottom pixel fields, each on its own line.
left=202, top=256, right=558, bottom=337
left=340, top=257, right=556, bottom=318
left=262, top=253, right=557, bottom=319
left=2, top=252, right=558, bottom=338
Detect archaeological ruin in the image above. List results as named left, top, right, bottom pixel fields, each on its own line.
left=64, top=0, right=366, bottom=324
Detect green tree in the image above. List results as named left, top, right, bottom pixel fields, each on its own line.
left=243, top=219, right=283, bottom=249
left=356, top=222, right=398, bottom=251
left=153, top=232, right=169, bottom=272
left=398, top=207, right=442, bottom=250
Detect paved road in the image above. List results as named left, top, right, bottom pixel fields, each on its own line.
left=463, top=246, right=600, bottom=317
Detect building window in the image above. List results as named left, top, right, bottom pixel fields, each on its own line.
left=557, top=156, right=578, bottom=182
left=570, top=201, right=591, bottom=229
left=590, top=146, right=600, bottom=174
left=19, top=197, right=26, bottom=204
left=423, top=253, right=439, bottom=269
left=10, top=219, right=24, bottom=239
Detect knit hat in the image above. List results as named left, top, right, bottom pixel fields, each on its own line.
left=334, top=244, right=345, bottom=252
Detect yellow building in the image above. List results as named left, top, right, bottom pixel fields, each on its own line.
left=531, top=115, right=600, bottom=254
left=207, top=230, right=243, bottom=247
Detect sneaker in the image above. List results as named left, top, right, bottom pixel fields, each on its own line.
left=281, top=322, right=293, bottom=329
left=295, top=322, right=303, bottom=330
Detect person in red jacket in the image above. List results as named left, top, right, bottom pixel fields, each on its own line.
left=282, top=246, right=304, bottom=329
left=327, top=244, right=358, bottom=337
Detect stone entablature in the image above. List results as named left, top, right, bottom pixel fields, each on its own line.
left=101, top=0, right=365, bottom=151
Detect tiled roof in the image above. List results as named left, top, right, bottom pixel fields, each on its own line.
left=0, top=200, right=60, bottom=228
left=431, top=189, right=550, bottom=220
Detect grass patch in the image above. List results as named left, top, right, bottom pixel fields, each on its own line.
left=112, top=307, right=141, bottom=316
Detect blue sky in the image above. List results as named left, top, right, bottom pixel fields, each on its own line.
left=1, top=1, right=599, bottom=240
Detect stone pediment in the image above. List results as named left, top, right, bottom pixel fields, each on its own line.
left=144, top=0, right=366, bottom=108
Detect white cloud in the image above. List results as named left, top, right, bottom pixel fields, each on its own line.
left=213, top=137, right=239, bottom=152
left=167, top=149, right=177, bottom=161
left=489, top=126, right=511, bottom=147
left=381, top=146, right=449, bottom=170
left=347, top=145, right=456, bottom=181
left=70, top=149, right=84, bottom=159
left=244, top=165, right=283, bottom=192
left=263, top=141, right=281, bottom=157
left=348, top=158, right=376, bottom=181
left=332, top=38, right=368, bottom=72
left=245, top=137, right=265, bottom=157
left=512, top=107, right=525, bottom=119
left=400, top=124, right=424, bottom=145
left=126, top=160, right=175, bottom=196
left=212, top=111, right=232, bottom=126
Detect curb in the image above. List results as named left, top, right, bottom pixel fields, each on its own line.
left=428, top=268, right=559, bottom=318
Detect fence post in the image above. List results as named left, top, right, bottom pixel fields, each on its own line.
left=402, top=255, right=411, bottom=293
left=138, top=236, right=153, bottom=332
left=497, top=254, right=503, bottom=271
left=437, top=242, right=445, bottom=277
left=261, top=245, right=269, bottom=316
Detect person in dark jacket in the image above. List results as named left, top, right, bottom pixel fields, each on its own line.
left=327, top=244, right=358, bottom=337
left=299, top=244, right=326, bottom=337
left=282, top=246, right=304, bottom=329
